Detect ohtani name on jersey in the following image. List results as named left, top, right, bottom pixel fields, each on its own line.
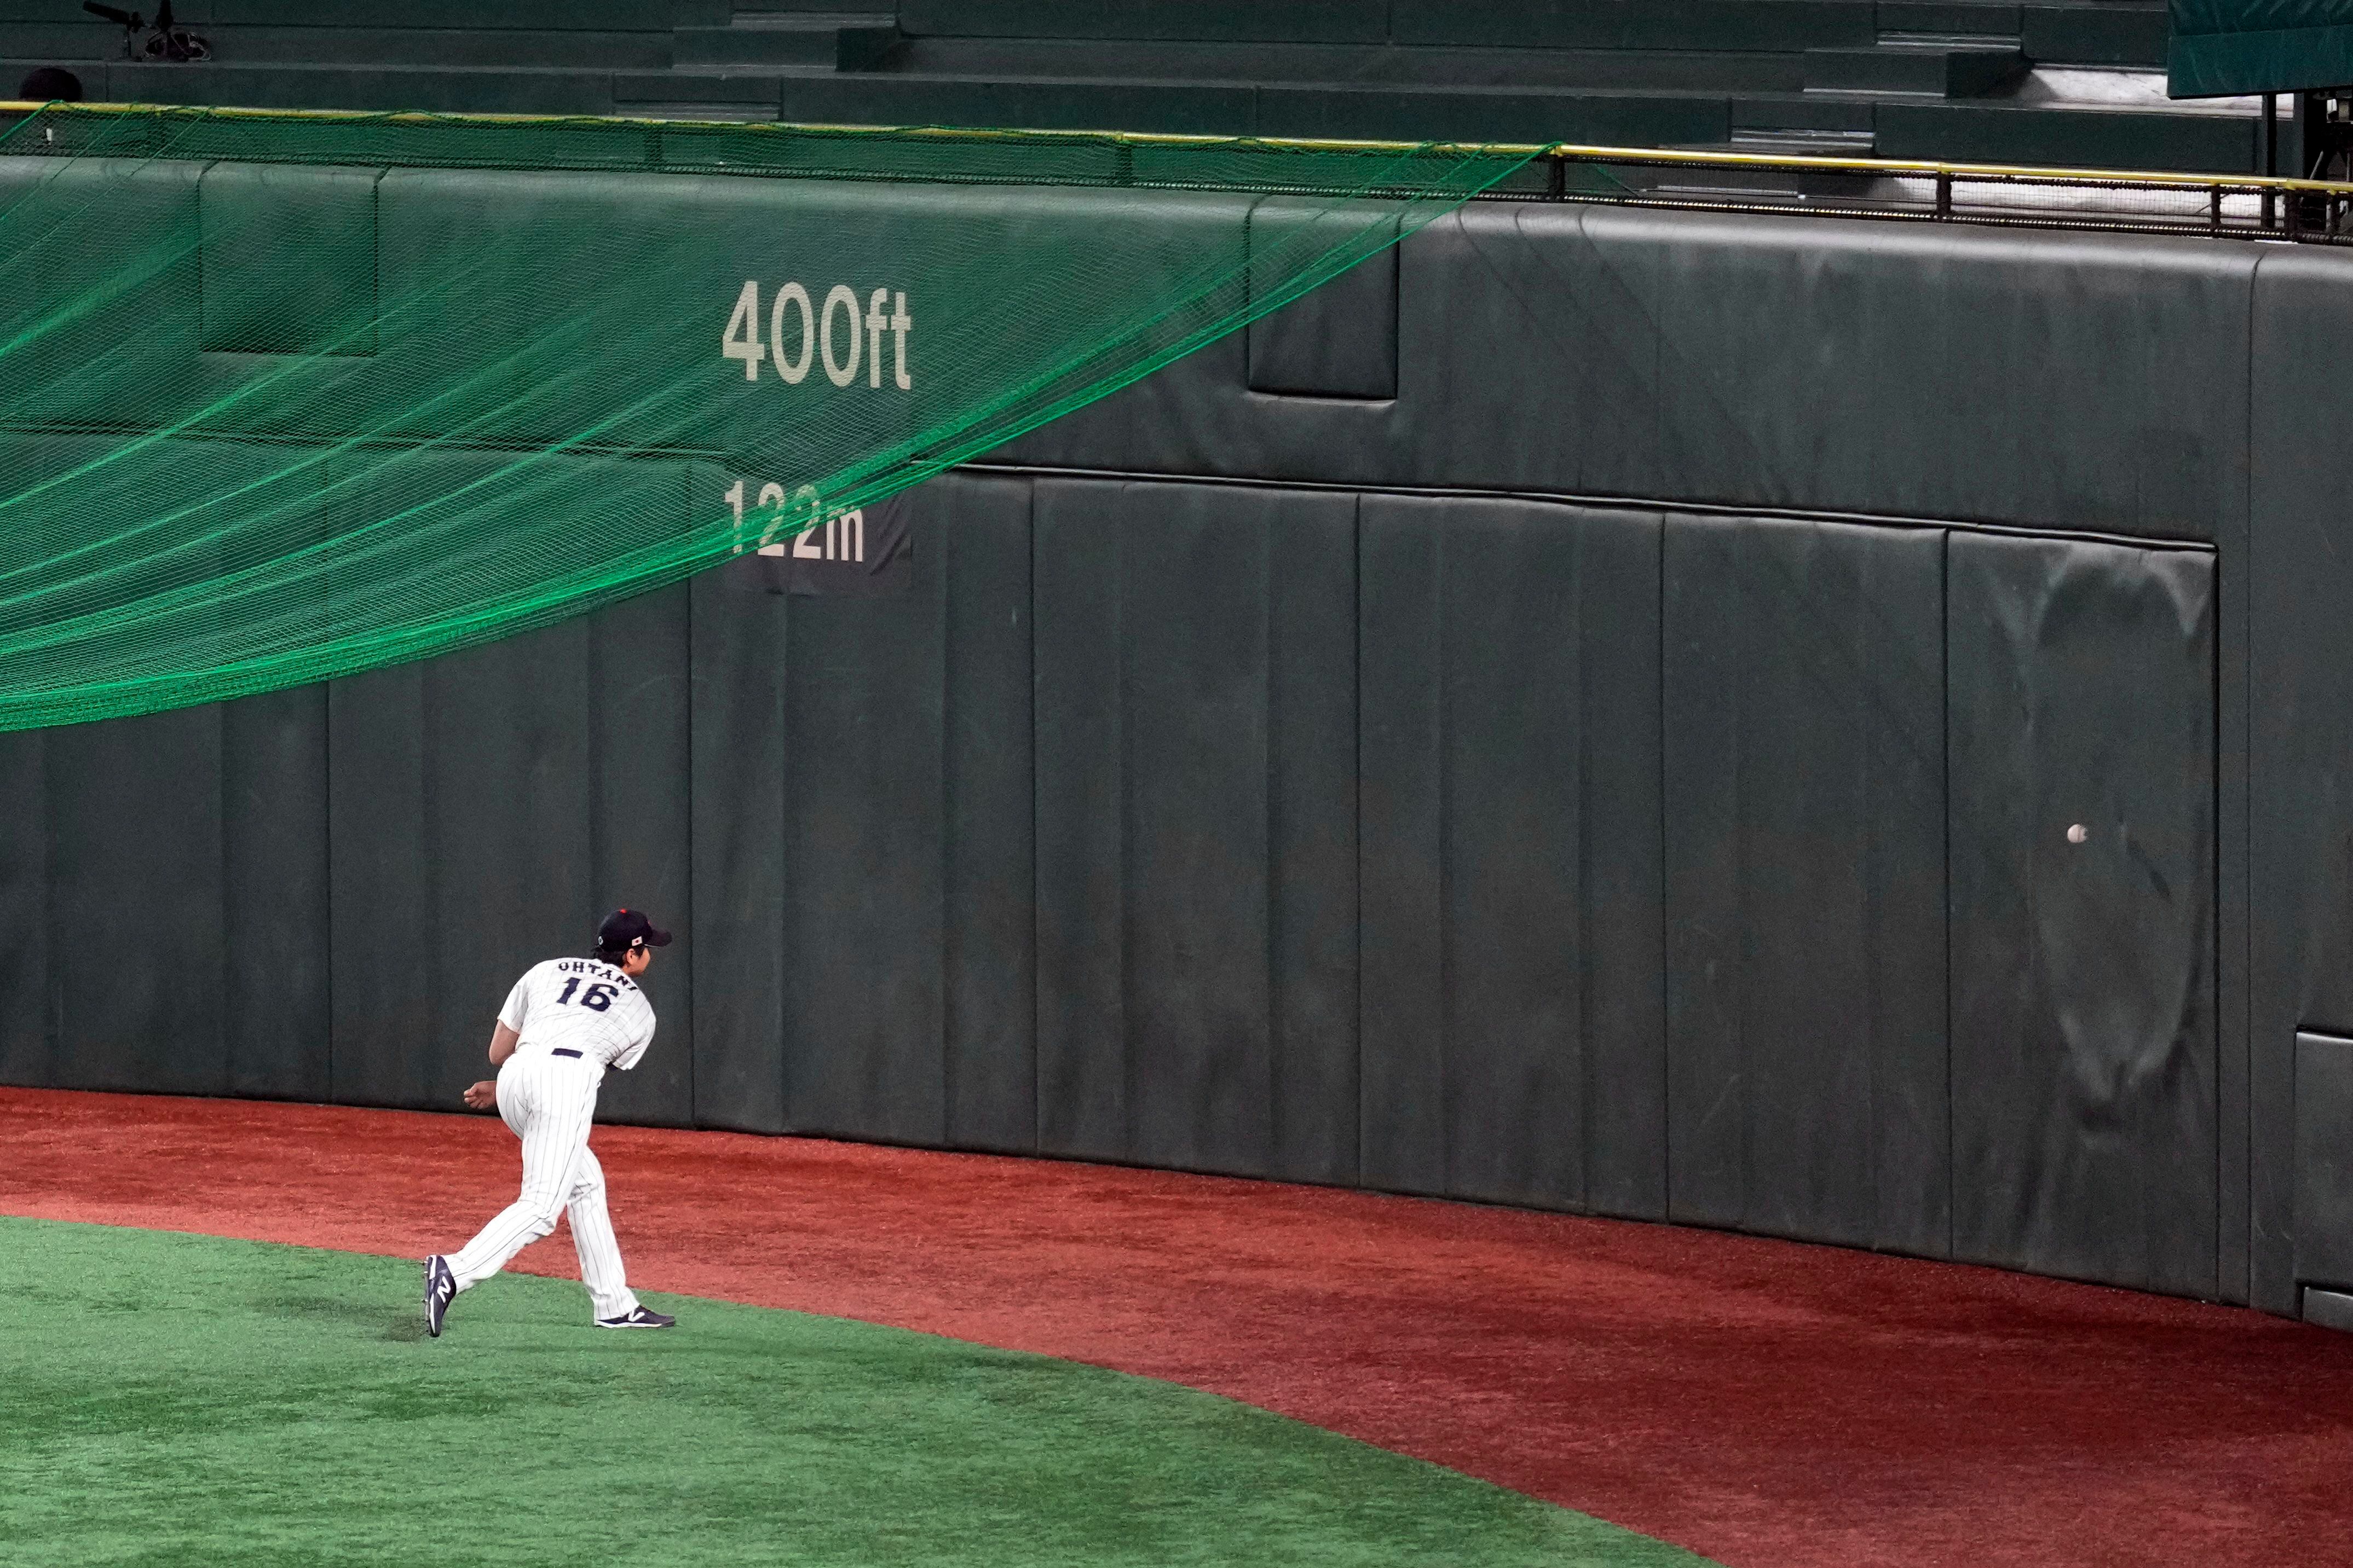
left=555, top=958, right=637, bottom=990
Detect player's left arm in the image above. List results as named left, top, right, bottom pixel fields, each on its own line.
left=610, top=1000, right=655, bottom=1072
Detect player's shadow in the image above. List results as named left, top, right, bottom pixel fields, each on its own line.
left=255, top=1291, right=427, bottom=1343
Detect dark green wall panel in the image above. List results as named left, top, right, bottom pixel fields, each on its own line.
left=687, top=547, right=790, bottom=1135
left=689, top=473, right=1032, bottom=1144
left=50, top=708, right=226, bottom=1096
left=1663, top=515, right=1947, bottom=1254
left=2248, top=245, right=2353, bottom=1315
left=583, top=582, right=695, bottom=1130
left=935, top=478, right=1038, bottom=1154
left=326, top=661, right=429, bottom=1108
left=1031, top=479, right=1129, bottom=1161
left=1947, top=533, right=2217, bottom=1297
left=1359, top=496, right=1665, bottom=1213
left=0, top=732, right=47, bottom=1086
left=1034, top=478, right=1359, bottom=1179
left=223, top=687, right=331, bottom=1102
left=774, top=511, right=947, bottom=1146
left=1246, top=203, right=1398, bottom=401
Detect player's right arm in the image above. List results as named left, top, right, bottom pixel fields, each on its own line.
left=463, top=967, right=537, bottom=1108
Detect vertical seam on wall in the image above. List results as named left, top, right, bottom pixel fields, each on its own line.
left=1657, top=513, right=1671, bottom=1214
left=1030, top=481, right=1045, bottom=1153
left=1025, top=478, right=1040, bottom=1152
left=1941, top=528, right=1954, bottom=1262
left=1350, top=493, right=1364, bottom=1185
left=2238, top=250, right=2262, bottom=1305
left=2202, top=510, right=2221, bottom=1307
left=786, top=576, right=804, bottom=1128
left=1117, top=484, right=1134, bottom=1156
left=217, top=708, right=229, bottom=1095
left=1574, top=515, right=1593, bottom=1213
left=322, top=676, right=333, bottom=1105
left=1436, top=516, right=1451, bottom=1193
left=682, top=532, right=695, bottom=1129
left=939, top=493, right=956, bottom=1148
left=420, top=668, right=438, bottom=1112
left=1264, top=506, right=1280, bottom=1170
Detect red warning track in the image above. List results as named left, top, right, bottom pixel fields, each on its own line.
left=3, top=1085, right=2348, bottom=1568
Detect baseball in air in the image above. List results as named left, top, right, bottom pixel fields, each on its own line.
left=2066, top=823, right=2088, bottom=844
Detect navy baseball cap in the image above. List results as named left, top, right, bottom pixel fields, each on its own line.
left=597, top=908, right=672, bottom=952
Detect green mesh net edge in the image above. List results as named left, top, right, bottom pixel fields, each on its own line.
left=0, top=104, right=1537, bottom=731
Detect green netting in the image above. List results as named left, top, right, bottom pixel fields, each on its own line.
left=0, top=103, right=1537, bottom=731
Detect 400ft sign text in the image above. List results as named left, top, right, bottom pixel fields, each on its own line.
left=723, top=280, right=913, bottom=390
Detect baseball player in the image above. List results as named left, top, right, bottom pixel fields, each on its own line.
left=423, top=909, right=675, bottom=1336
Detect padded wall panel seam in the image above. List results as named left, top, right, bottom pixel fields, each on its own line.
left=1360, top=494, right=1663, bottom=1212
left=1662, top=514, right=1948, bottom=1253
left=2243, top=244, right=2353, bottom=1315
left=1036, top=478, right=1354, bottom=1178
left=941, top=475, right=1039, bottom=1155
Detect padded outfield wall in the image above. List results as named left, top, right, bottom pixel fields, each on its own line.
left=3, top=172, right=2351, bottom=1320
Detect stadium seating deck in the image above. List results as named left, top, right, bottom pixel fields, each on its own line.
left=0, top=1, right=2270, bottom=178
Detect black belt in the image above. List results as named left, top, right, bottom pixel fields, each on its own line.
left=551, top=1048, right=583, bottom=1059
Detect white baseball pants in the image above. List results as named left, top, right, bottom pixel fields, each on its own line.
left=446, top=1052, right=642, bottom=1322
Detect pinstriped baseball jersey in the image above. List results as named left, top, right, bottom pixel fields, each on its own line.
left=497, top=957, right=656, bottom=1074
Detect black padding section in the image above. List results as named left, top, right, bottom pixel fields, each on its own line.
left=0, top=731, right=47, bottom=1087
left=327, top=662, right=430, bottom=1109
left=571, top=580, right=694, bottom=1131
left=1034, top=479, right=1359, bottom=1179
left=935, top=477, right=1038, bottom=1153
left=692, top=473, right=1034, bottom=1144
left=2248, top=245, right=2353, bottom=1315
left=1031, top=479, right=1127, bottom=1161
left=688, top=529, right=791, bottom=1135
left=50, top=709, right=227, bottom=1096
left=199, top=162, right=379, bottom=355
left=224, top=687, right=332, bottom=1102
left=773, top=504, right=948, bottom=1148
left=1247, top=205, right=1398, bottom=400
left=1947, top=533, right=2217, bottom=1295
left=1359, top=495, right=1665, bottom=1213
left=2293, top=1033, right=2353, bottom=1292
left=1662, top=515, right=1948, bottom=1253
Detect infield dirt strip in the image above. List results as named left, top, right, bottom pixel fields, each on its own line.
left=3, top=1086, right=2348, bottom=1568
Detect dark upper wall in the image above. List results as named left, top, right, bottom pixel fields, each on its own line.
left=3, top=163, right=2349, bottom=1319
left=1002, top=204, right=2257, bottom=543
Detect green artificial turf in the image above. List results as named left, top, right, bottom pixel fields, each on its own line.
left=0, top=1218, right=1714, bottom=1568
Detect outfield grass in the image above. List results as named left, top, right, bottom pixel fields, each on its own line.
left=1, top=1218, right=1712, bottom=1567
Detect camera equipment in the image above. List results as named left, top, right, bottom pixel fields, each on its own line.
left=82, top=0, right=210, bottom=62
